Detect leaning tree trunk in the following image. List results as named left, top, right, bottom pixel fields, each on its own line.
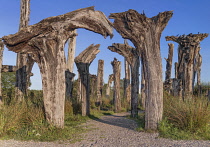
left=0, top=40, right=4, bottom=105
left=108, top=42, right=139, bottom=117
left=111, top=58, right=121, bottom=113
left=66, top=30, right=77, bottom=99
left=96, top=59, right=104, bottom=108
left=16, top=0, right=31, bottom=101
left=75, top=44, right=100, bottom=116
left=2, top=7, right=113, bottom=128
left=110, top=10, right=173, bottom=130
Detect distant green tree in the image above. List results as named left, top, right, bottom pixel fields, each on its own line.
left=1, top=72, right=16, bottom=104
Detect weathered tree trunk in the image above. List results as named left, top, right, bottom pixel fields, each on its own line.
left=66, top=30, right=77, bottom=99
left=196, top=54, right=202, bottom=95
left=111, top=58, right=121, bottom=113
left=108, top=42, right=139, bottom=117
left=0, top=40, right=4, bottom=105
left=110, top=10, right=173, bottom=130
left=106, top=74, right=114, bottom=97
left=124, top=59, right=131, bottom=105
left=75, top=44, right=100, bottom=116
left=96, top=60, right=104, bottom=108
left=141, top=60, right=146, bottom=109
left=90, top=74, right=97, bottom=99
left=15, top=0, right=31, bottom=101
left=166, top=33, right=208, bottom=98
left=3, top=7, right=113, bottom=128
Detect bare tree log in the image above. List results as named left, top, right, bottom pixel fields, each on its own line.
left=15, top=0, right=31, bottom=101
left=110, top=10, right=173, bottom=130
left=106, top=74, right=114, bottom=97
left=66, top=30, right=77, bottom=99
left=2, top=7, right=113, bottom=128
left=111, top=58, right=121, bottom=113
left=0, top=40, right=4, bottom=105
left=108, top=41, right=139, bottom=117
left=96, top=60, right=104, bottom=108
left=75, top=44, right=100, bottom=116
left=166, top=33, right=208, bottom=97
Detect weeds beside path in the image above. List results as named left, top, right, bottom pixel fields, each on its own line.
left=0, top=112, right=210, bottom=147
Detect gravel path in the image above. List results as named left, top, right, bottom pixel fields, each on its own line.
left=0, top=112, right=210, bottom=147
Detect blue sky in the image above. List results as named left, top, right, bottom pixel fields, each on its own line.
left=0, top=0, right=210, bottom=89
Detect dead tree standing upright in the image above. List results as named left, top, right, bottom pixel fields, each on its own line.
left=96, top=60, right=104, bottom=108
left=3, top=7, right=113, bottom=128
left=108, top=42, right=139, bottom=117
left=109, top=10, right=173, bottom=130
left=106, top=74, right=114, bottom=97
left=111, top=58, right=121, bottom=113
left=0, top=40, right=4, bottom=105
left=166, top=33, right=208, bottom=97
left=75, top=44, right=100, bottom=116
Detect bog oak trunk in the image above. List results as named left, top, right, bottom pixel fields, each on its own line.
left=111, top=58, right=121, bottom=113
left=2, top=7, right=113, bottom=128
left=108, top=42, right=139, bottom=117
left=75, top=44, right=100, bottom=116
left=109, top=10, right=173, bottom=130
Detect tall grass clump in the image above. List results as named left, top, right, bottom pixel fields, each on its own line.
left=159, top=93, right=210, bottom=140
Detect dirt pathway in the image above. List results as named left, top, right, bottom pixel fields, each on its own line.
left=0, top=112, right=210, bottom=147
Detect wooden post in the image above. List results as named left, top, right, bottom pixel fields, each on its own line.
left=106, top=74, right=114, bottom=97
left=66, top=30, right=77, bottom=99
left=3, top=7, right=113, bottom=128
left=111, top=58, right=121, bottom=113
left=96, top=60, right=104, bottom=108
left=108, top=42, right=139, bottom=117
left=0, top=40, right=4, bottom=105
left=75, top=44, right=100, bottom=116
left=166, top=33, right=208, bottom=97
left=110, top=10, right=173, bottom=130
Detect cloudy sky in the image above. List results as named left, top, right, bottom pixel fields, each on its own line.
left=0, top=0, right=210, bottom=89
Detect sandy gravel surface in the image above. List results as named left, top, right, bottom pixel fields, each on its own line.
left=0, top=112, right=210, bottom=147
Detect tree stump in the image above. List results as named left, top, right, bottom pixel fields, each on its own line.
left=166, top=33, right=208, bottom=98
left=111, top=58, right=121, bottom=113
left=108, top=41, right=139, bottom=117
left=75, top=44, right=100, bottom=116
left=96, top=60, right=104, bottom=108
left=109, top=9, right=173, bottom=130
left=2, top=7, right=113, bottom=128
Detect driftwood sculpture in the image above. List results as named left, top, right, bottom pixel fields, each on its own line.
left=111, top=58, right=121, bottom=113
left=108, top=41, right=139, bottom=117
left=106, top=74, right=114, bottom=97
left=2, top=7, right=113, bottom=128
left=166, top=33, right=208, bottom=97
left=66, top=30, right=77, bottom=99
left=109, top=9, right=173, bottom=130
left=96, top=60, right=104, bottom=108
left=75, top=44, right=100, bottom=116
left=0, top=40, right=4, bottom=105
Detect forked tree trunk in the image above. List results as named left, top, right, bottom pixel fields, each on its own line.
left=3, top=7, right=113, bottom=128
left=0, top=40, right=4, bottom=105
left=108, top=42, right=139, bottom=117
left=16, top=0, right=31, bottom=101
left=111, top=58, right=121, bottom=113
left=110, top=10, right=173, bottom=130
left=96, top=60, right=104, bottom=108
left=66, top=30, right=77, bottom=99
left=124, top=59, right=131, bottom=105
left=166, top=33, right=208, bottom=98
left=106, top=74, right=113, bottom=97
left=75, top=44, right=100, bottom=116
